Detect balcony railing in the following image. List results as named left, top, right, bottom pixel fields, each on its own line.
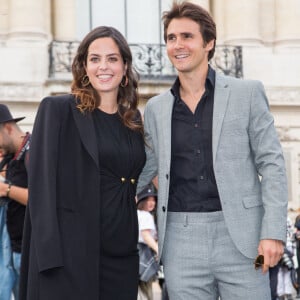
left=49, top=41, right=243, bottom=80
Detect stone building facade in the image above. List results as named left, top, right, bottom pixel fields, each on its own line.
left=0, top=0, right=300, bottom=208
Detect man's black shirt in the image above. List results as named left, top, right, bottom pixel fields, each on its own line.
left=168, top=66, right=222, bottom=212
left=6, top=135, right=29, bottom=253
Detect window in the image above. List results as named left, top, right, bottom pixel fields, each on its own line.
left=76, top=0, right=171, bottom=44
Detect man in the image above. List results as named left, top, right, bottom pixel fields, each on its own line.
left=0, top=104, right=29, bottom=300
left=0, top=148, right=15, bottom=300
left=137, top=2, right=288, bottom=299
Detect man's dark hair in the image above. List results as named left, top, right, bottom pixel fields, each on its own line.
left=162, top=1, right=216, bottom=60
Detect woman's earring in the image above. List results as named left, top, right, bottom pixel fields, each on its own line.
left=120, top=76, right=128, bottom=87
left=81, top=75, right=90, bottom=87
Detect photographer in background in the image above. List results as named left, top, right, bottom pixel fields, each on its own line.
left=277, top=217, right=296, bottom=300
left=294, top=214, right=300, bottom=298
left=0, top=104, right=29, bottom=300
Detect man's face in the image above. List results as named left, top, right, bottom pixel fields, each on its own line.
left=0, top=124, right=14, bottom=154
left=166, top=17, right=214, bottom=74
left=0, top=147, right=5, bottom=158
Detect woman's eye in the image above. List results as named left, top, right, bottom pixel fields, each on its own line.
left=108, top=57, right=118, bottom=62
left=90, top=57, right=99, bottom=62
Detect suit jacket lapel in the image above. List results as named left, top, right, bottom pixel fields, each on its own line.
left=159, top=91, right=174, bottom=172
left=213, top=74, right=230, bottom=165
left=70, top=98, right=99, bottom=168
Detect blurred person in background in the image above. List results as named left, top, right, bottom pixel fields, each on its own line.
left=0, top=147, right=15, bottom=300
left=277, top=217, right=296, bottom=300
left=137, top=184, right=158, bottom=300
left=294, top=214, right=300, bottom=298
left=0, top=105, right=29, bottom=300
left=269, top=264, right=280, bottom=300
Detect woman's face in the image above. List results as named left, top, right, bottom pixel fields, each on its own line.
left=85, top=37, right=127, bottom=98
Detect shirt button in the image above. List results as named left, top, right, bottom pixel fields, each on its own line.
left=166, top=174, right=169, bottom=180
left=162, top=206, right=166, bottom=212
left=194, top=123, right=198, bottom=128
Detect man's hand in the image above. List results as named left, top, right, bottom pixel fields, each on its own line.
left=0, top=180, right=28, bottom=205
left=257, top=239, right=284, bottom=273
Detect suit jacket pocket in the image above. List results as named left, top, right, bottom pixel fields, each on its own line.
left=242, top=194, right=262, bottom=208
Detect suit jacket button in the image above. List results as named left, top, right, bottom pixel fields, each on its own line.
left=162, top=206, right=166, bottom=212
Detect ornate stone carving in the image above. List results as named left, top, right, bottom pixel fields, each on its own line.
left=266, top=87, right=300, bottom=106
left=276, top=126, right=300, bottom=142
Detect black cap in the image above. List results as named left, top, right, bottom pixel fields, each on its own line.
left=0, top=104, right=25, bottom=124
left=137, top=184, right=157, bottom=206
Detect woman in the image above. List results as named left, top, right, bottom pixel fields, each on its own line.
left=19, top=26, right=146, bottom=300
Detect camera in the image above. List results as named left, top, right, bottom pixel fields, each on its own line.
left=280, top=251, right=294, bottom=270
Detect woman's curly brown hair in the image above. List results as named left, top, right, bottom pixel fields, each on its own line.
left=71, top=26, right=143, bottom=133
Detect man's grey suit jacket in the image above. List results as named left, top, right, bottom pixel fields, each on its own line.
left=137, top=72, right=288, bottom=260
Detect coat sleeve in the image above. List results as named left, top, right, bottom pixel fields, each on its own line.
left=137, top=103, right=158, bottom=194
left=248, top=81, right=288, bottom=242
left=28, top=97, right=64, bottom=272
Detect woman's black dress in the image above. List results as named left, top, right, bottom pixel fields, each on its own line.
left=92, top=109, right=146, bottom=299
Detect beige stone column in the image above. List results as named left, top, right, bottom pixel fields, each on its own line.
left=260, top=0, right=276, bottom=45
left=52, top=0, right=76, bottom=41
left=8, top=0, right=50, bottom=40
left=222, top=0, right=261, bottom=44
left=275, top=0, right=300, bottom=45
left=212, top=0, right=225, bottom=43
left=0, top=0, right=9, bottom=38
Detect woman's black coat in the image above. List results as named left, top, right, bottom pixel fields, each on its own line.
left=20, top=95, right=109, bottom=299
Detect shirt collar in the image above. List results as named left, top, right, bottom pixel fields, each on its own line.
left=171, top=65, right=216, bottom=101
